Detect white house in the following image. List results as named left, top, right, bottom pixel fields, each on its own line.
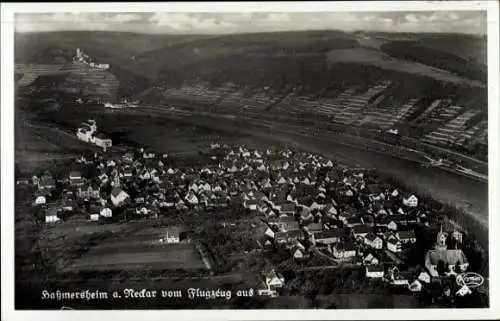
left=366, top=265, right=385, bottom=278
left=387, top=220, right=398, bottom=231
left=143, top=152, right=156, bottom=159
left=264, top=227, right=275, bottom=239
left=364, top=233, right=383, bottom=249
left=189, top=183, right=199, bottom=193
left=325, top=204, right=338, bottom=216
left=277, top=177, right=287, bottom=184
left=136, top=207, right=150, bottom=216
left=110, top=187, right=129, bottom=207
left=314, top=229, right=344, bottom=245
left=95, top=63, right=110, bottom=70
left=397, top=230, right=417, bottom=244
left=403, top=194, right=419, bottom=207
left=244, top=199, right=259, bottom=211
left=45, top=209, right=60, bottom=223
left=265, top=269, right=285, bottom=291
left=386, top=236, right=402, bottom=253
left=100, top=207, right=112, bottom=218
left=76, top=128, right=92, bottom=142
left=69, top=171, right=84, bottom=186
left=408, top=280, right=422, bottom=292
left=185, top=192, right=199, bottom=205
left=86, top=119, right=97, bottom=132
left=363, top=253, right=380, bottom=266
left=164, top=228, right=181, bottom=243
left=389, top=269, right=411, bottom=286
left=456, top=284, right=472, bottom=297
left=292, top=248, right=304, bottom=260
left=344, top=189, right=354, bottom=197
left=452, top=230, right=463, bottom=244
left=34, top=196, right=46, bottom=206
left=332, top=244, right=357, bottom=260
left=418, top=271, right=431, bottom=284
left=323, top=160, right=334, bottom=168
left=93, top=133, right=112, bottom=151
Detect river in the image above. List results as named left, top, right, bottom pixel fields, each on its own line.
left=133, top=107, right=489, bottom=227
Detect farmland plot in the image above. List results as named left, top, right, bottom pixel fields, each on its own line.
left=66, top=229, right=207, bottom=272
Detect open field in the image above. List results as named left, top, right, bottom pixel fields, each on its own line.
left=15, top=102, right=102, bottom=172
left=31, top=104, right=261, bottom=155
left=64, top=227, right=207, bottom=272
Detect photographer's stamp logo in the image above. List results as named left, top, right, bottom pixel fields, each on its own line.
left=456, top=272, right=484, bottom=289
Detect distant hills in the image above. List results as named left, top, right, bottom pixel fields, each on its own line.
left=14, top=30, right=488, bottom=160
left=14, top=30, right=487, bottom=108
left=15, top=30, right=487, bottom=88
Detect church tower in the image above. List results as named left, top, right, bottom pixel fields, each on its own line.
left=435, top=224, right=448, bottom=250
left=112, top=174, right=120, bottom=188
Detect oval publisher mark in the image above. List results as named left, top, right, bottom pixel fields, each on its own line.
left=456, top=272, right=484, bottom=289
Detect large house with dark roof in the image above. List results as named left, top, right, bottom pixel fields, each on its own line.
left=425, top=228, right=469, bottom=277
left=111, top=187, right=129, bottom=207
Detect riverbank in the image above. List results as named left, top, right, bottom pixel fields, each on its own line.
left=130, top=106, right=488, bottom=228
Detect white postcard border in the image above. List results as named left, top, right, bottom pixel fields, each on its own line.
left=2, top=1, right=499, bottom=320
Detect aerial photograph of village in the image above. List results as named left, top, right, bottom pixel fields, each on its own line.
left=12, top=10, right=489, bottom=310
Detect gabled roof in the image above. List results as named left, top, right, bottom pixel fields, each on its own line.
left=111, top=187, right=124, bottom=197
left=306, top=222, right=323, bottom=232
left=364, top=232, right=380, bottom=242
left=344, top=241, right=357, bottom=251
left=278, top=215, right=296, bottom=223
left=366, top=264, right=384, bottom=273
left=427, top=249, right=468, bottom=265
left=315, top=228, right=345, bottom=239
left=69, top=171, right=81, bottom=178
left=39, top=174, right=55, bottom=186
left=397, top=229, right=416, bottom=239
left=386, top=235, right=401, bottom=245
left=280, top=203, right=296, bottom=212
left=347, top=216, right=363, bottom=224
left=393, top=271, right=413, bottom=281
left=391, top=214, right=408, bottom=222
left=246, top=198, right=259, bottom=205
left=365, top=184, right=382, bottom=195
left=275, top=230, right=304, bottom=239
left=353, top=224, right=373, bottom=234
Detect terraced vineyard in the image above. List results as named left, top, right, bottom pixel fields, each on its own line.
left=154, top=83, right=487, bottom=162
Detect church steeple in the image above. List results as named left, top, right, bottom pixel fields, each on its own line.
left=435, top=224, right=448, bottom=250
left=112, top=175, right=121, bottom=188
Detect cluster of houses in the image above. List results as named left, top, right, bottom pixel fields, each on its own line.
left=76, top=119, right=113, bottom=151
left=21, top=142, right=471, bottom=297
left=213, top=145, right=469, bottom=296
